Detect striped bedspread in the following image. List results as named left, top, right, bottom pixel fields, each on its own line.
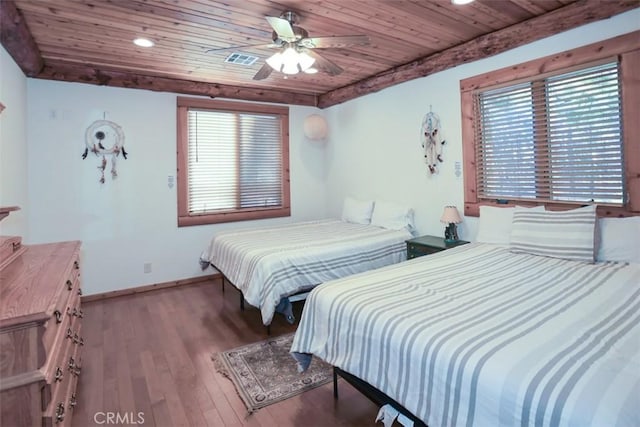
left=201, top=219, right=412, bottom=325
left=291, top=243, right=640, bottom=427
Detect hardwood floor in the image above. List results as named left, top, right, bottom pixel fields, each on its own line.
left=71, top=279, right=379, bottom=426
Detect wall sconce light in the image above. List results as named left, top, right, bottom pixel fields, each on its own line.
left=303, top=114, right=328, bottom=140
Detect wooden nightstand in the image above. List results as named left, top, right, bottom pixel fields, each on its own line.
left=406, top=235, right=469, bottom=259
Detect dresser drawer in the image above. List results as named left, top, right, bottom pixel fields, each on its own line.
left=43, top=323, right=82, bottom=427
left=406, top=236, right=470, bottom=260
left=42, top=313, right=83, bottom=411
left=42, top=260, right=81, bottom=355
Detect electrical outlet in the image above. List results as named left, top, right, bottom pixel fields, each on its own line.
left=144, top=263, right=152, bottom=274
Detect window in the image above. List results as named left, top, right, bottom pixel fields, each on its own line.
left=475, top=61, right=623, bottom=204
left=177, top=98, right=290, bottom=226
left=461, top=33, right=640, bottom=217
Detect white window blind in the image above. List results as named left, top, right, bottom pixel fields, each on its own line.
left=187, top=109, right=283, bottom=214
left=474, top=61, right=624, bottom=205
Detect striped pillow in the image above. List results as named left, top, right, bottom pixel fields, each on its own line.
left=510, top=205, right=597, bottom=262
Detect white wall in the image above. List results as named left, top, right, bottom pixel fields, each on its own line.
left=26, top=81, right=327, bottom=294
left=324, top=9, right=640, bottom=241
left=0, top=46, right=29, bottom=237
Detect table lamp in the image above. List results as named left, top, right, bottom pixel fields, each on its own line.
left=440, top=206, right=462, bottom=242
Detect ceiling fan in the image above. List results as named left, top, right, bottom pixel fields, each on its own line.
left=209, top=11, right=369, bottom=80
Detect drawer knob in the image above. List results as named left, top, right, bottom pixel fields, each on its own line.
left=56, top=403, right=65, bottom=423
left=66, top=280, right=73, bottom=291
left=69, top=392, right=77, bottom=409
left=72, top=333, right=85, bottom=346
left=54, top=366, right=63, bottom=382
left=54, top=310, right=62, bottom=324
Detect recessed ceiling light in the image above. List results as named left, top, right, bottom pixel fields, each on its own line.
left=304, top=67, right=318, bottom=74
left=133, top=38, right=155, bottom=48
left=451, top=0, right=475, bottom=4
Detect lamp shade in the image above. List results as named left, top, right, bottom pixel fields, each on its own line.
left=266, top=52, right=284, bottom=71
left=440, top=206, right=462, bottom=224
left=297, top=51, right=315, bottom=71
left=303, top=114, right=328, bottom=140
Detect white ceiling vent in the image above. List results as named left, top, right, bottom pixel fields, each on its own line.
left=224, top=52, right=259, bottom=66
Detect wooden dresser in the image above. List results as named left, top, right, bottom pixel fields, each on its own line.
left=0, top=241, right=83, bottom=427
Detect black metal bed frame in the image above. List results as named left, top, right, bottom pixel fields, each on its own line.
left=333, top=367, right=428, bottom=427
left=214, top=264, right=310, bottom=334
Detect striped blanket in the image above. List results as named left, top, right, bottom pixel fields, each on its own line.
left=200, top=219, right=412, bottom=325
left=291, top=243, right=640, bottom=427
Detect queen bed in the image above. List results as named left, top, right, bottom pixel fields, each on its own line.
left=291, top=208, right=640, bottom=426
left=200, top=214, right=413, bottom=326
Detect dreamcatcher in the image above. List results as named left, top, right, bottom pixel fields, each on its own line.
left=82, top=118, right=128, bottom=183
left=421, top=110, right=446, bottom=174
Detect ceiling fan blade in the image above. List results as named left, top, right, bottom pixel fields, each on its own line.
left=265, top=16, right=296, bottom=41
left=305, top=50, right=343, bottom=76
left=253, top=63, right=273, bottom=80
left=300, top=35, right=369, bottom=49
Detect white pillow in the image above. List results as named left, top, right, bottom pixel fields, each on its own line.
left=596, top=216, right=640, bottom=263
left=341, top=197, right=374, bottom=225
left=370, top=200, right=414, bottom=231
left=476, top=205, right=545, bottom=245
left=510, top=205, right=597, bottom=263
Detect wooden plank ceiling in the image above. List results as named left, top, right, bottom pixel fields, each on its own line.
left=1, top=0, right=637, bottom=108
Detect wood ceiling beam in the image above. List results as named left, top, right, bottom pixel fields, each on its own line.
left=0, top=0, right=44, bottom=76
left=317, top=0, right=639, bottom=109
left=36, top=63, right=318, bottom=107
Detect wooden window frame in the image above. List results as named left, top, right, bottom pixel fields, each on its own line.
left=176, top=97, right=290, bottom=227
left=460, top=31, right=640, bottom=217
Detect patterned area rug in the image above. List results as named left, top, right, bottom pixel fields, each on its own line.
left=212, top=332, right=332, bottom=412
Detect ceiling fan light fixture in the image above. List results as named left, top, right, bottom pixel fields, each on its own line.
left=266, top=45, right=316, bottom=75
left=280, top=47, right=300, bottom=74
left=281, top=61, right=300, bottom=75
left=298, top=51, right=315, bottom=71
left=281, top=47, right=298, bottom=62
left=266, top=52, right=284, bottom=71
